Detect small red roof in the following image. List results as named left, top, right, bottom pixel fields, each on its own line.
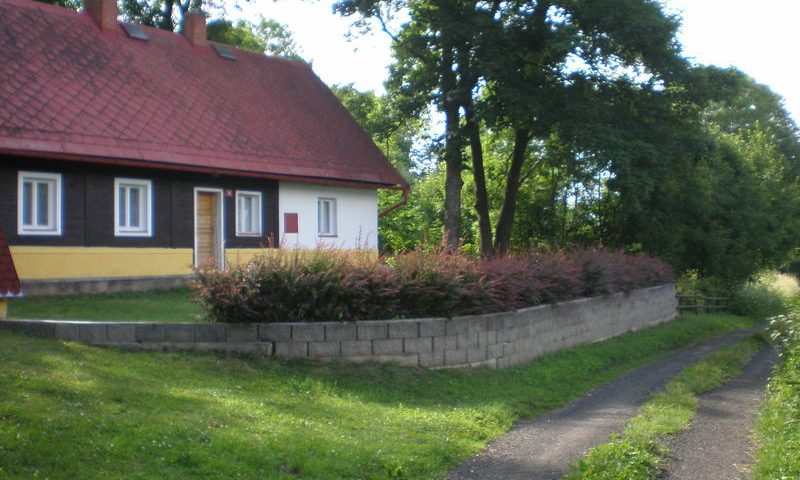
left=0, top=0, right=407, bottom=188
left=0, top=230, right=22, bottom=298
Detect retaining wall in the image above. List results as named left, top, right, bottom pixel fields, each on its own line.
left=0, top=284, right=678, bottom=369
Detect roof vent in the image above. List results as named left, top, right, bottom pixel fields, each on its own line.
left=212, top=43, right=236, bottom=60
left=121, top=23, right=149, bottom=41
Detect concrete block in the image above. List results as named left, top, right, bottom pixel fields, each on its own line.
left=309, top=341, right=341, bottom=358
left=1, top=321, right=49, bottom=338
left=404, top=337, right=433, bottom=354
left=388, top=321, right=418, bottom=339
left=195, top=324, right=225, bottom=342
left=445, top=318, right=470, bottom=336
left=227, top=324, right=258, bottom=342
left=340, top=340, right=373, bottom=357
left=467, top=344, right=487, bottom=363
left=357, top=322, right=388, bottom=341
left=290, top=324, right=324, bottom=342
left=135, top=324, right=164, bottom=342
left=487, top=343, right=505, bottom=359
left=373, top=339, right=404, bottom=355
left=274, top=341, right=308, bottom=358
left=163, top=324, right=194, bottom=343
left=78, top=324, right=107, bottom=343
left=54, top=324, right=80, bottom=342
left=444, top=349, right=468, bottom=366
left=258, top=323, right=291, bottom=341
left=106, top=324, right=136, bottom=343
left=457, top=332, right=479, bottom=350
left=419, top=350, right=445, bottom=368
left=479, top=330, right=496, bottom=346
left=485, top=311, right=516, bottom=332
left=324, top=323, right=357, bottom=342
left=419, top=318, right=446, bottom=337
left=433, top=335, right=458, bottom=351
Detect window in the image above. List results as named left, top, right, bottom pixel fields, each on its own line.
left=236, top=191, right=262, bottom=236
left=114, top=178, right=152, bottom=237
left=18, top=171, right=62, bottom=236
left=317, top=198, right=337, bottom=236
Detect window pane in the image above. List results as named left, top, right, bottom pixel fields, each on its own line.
left=36, top=181, right=49, bottom=227
left=244, top=197, right=253, bottom=232
left=322, top=201, right=330, bottom=233
left=22, top=181, right=33, bottom=226
left=118, top=186, right=127, bottom=228
left=129, top=187, right=140, bottom=227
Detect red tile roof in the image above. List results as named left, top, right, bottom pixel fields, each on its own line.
left=0, top=230, right=22, bottom=298
left=0, top=0, right=407, bottom=188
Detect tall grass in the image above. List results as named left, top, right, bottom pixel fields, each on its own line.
left=753, top=306, right=800, bottom=479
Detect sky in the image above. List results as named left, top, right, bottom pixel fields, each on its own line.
left=229, top=0, right=800, bottom=124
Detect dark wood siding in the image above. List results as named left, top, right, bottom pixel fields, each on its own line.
left=0, top=156, right=279, bottom=249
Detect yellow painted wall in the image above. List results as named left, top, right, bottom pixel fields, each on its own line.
left=9, top=247, right=194, bottom=280
left=225, top=248, right=271, bottom=266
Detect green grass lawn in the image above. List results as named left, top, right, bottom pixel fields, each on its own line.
left=8, top=288, right=203, bottom=322
left=0, top=313, right=756, bottom=479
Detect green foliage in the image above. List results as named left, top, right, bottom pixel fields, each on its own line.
left=205, top=18, right=304, bottom=60
left=0, top=313, right=757, bottom=479
left=729, top=283, right=789, bottom=319
left=567, top=336, right=765, bottom=480
left=754, top=309, right=800, bottom=479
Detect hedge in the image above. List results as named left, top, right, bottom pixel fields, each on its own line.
left=194, top=247, right=673, bottom=323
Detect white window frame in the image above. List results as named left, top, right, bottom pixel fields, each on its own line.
left=114, top=178, right=153, bottom=237
left=317, top=197, right=337, bottom=237
left=235, top=190, right=263, bottom=237
left=17, top=171, right=62, bottom=236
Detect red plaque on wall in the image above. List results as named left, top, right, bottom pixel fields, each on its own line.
left=284, top=213, right=299, bottom=233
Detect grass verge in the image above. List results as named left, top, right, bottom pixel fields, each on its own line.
left=752, top=309, right=800, bottom=479
left=8, top=288, right=203, bottom=322
left=564, top=335, right=765, bottom=480
left=0, top=313, right=755, bottom=479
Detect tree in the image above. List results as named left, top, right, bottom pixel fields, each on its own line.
left=207, top=18, right=304, bottom=60
left=336, top=0, right=686, bottom=255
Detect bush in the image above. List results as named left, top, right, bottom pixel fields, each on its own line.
left=729, top=274, right=792, bottom=319
left=194, top=247, right=674, bottom=323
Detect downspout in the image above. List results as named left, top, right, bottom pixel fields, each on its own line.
left=379, top=184, right=410, bottom=218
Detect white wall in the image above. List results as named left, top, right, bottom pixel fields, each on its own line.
left=278, top=182, right=378, bottom=249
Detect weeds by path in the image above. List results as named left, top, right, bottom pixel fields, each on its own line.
left=565, top=335, right=765, bottom=480
left=753, top=310, right=800, bottom=479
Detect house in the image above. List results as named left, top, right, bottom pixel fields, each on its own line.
left=0, top=0, right=408, bottom=294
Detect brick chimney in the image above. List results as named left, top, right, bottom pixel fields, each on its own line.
left=183, top=11, right=208, bottom=47
left=84, top=0, right=118, bottom=32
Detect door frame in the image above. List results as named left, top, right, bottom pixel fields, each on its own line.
left=193, top=187, right=225, bottom=269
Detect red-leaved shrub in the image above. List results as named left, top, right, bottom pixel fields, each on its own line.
left=194, top=247, right=673, bottom=323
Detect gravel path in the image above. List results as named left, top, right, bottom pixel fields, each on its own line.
left=447, top=327, right=761, bottom=480
left=661, top=345, right=777, bottom=480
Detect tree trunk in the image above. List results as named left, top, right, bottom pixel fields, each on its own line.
left=443, top=103, right=463, bottom=250
left=441, top=45, right=463, bottom=251
left=493, top=129, right=531, bottom=255
left=465, top=104, right=492, bottom=256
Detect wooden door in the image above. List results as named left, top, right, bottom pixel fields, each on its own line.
left=195, top=192, right=221, bottom=268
